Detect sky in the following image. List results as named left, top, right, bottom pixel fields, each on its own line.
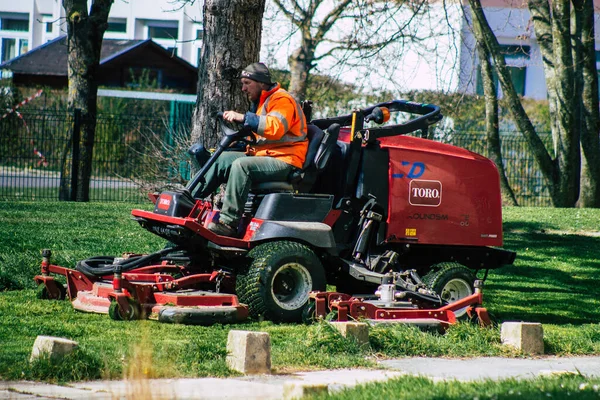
left=259, top=1, right=468, bottom=95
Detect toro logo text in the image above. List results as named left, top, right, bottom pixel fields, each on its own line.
left=157, top=194, right=172, bottom=210
left=409, top=179, right=442, bottom=207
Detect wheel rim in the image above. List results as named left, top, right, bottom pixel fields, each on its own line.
left=441, top=278, right=473, bottom=318
left=109, top=299, right=140, bottom=321
left=271, top=262, right=313, bottom=310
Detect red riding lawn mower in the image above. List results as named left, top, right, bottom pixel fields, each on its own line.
left=35, top=100, right=515, bottom=330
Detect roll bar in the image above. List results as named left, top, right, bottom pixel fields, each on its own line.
left=311, top=100, right=443, bottom=142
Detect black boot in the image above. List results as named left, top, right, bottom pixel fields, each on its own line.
left=207, top=221, right=238, bottom=237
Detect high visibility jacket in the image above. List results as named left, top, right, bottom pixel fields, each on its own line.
left=246, top=83, right=308, bottom=169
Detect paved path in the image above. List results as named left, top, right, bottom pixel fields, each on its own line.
left=2, top=356, right=599, bottom=399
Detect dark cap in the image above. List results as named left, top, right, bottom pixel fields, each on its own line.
left=241, top=62, right=272, bottom=84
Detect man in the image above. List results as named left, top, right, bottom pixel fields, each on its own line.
left=194, top=62, right=308, bottom=237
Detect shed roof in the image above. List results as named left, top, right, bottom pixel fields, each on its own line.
left=0, top=35, right=196, bottom=76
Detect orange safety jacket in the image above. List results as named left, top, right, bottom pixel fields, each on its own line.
left=249, top=83, right=308, bottom=169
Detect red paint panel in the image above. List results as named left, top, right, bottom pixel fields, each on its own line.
left=383, top=136, right=503, bottom=247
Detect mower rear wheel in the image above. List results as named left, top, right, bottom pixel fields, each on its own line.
left=423, top=262, right=475, bottom=318
left=36, top=282, right=66, bottom=300
left=236, top=241, right=326, bottom=323
left=108, top=298, right=141, bottom=321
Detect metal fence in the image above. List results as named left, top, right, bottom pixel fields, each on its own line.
left=0, top=109, right=552, bottom=206
left=0, top=109, right=192, bottom=202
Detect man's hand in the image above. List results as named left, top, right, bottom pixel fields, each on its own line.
left=223, top=111, right=245, bottom=123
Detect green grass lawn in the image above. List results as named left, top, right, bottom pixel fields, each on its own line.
left=492, top=208, right=600, bottom=325
left=0, top=202, right=599, bottom=383
left=311, top=374, right=600, bottom=400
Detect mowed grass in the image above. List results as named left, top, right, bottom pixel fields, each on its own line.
left=0, top=202, right=600, bottom=382
left=311, top=374, right=600, bottom=400
left=489, top=207, right=600, bottom=325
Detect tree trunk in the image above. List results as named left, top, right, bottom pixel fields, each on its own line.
left=288, top=44, right=315, bottom=102
left=548, top=0, right=580, bottom=205
left=468, top=0, right=581, bottom=207
left=61, top=0, right=113, bottom=201
left=475, top=28, right=518, bottom=206
left=191, top=0, right=266, bottom=147
left=574, top=0, right=600, bottom=207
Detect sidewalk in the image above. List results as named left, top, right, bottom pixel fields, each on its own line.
left=2, top=356, right=599, bottom=400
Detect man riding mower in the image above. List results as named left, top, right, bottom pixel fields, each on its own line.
left=35, top=95, right=515, bottom=326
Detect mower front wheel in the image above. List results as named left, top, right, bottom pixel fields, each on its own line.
left=108, top=298, right=142, bottom=321
left=36, top=282, right=66, bottom=300
left=423, top=262, right=475, bottom=318
left=236, top=241, right=326, bottom=323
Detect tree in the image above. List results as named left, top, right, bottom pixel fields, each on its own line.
left=268, top=0, right=428, bottom=101
left=60, top=0, right=114, bottom=201
left=467, top=0, right=600, bottom=207
left=572, top=0, right=600, bottom=207
left=190, top=0, right=267, bottom=147
left=474, top=23, right=518, bottom=206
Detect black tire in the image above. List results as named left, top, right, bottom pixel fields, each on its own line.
left=236, top=241, right=326, bottom=323
left=423, top=262, right=475, bottom=318
left=108, top=298, right=141, bottom=321
left=301, top=301, right=317, bottom=325
left=36, top=282, right=66, bottom=300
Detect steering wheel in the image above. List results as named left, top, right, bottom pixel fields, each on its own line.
left=216, top=112, right=257, bottom=146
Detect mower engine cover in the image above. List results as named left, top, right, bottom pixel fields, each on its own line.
left=381, top=135, right=503, bottom=247
left=153, top=191, right=195, bottom=218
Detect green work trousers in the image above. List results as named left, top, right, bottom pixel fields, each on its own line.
left=192, top=152, right=293, bottom=226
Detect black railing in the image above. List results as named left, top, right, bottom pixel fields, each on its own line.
left=0, top=109, right=192, bottom=202
left=1, top=109, right=553, bottom=206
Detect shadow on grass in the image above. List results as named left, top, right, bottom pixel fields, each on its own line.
left=488, top=226, right=600, bottom=325
left=503, top=220, right=563, bottom=232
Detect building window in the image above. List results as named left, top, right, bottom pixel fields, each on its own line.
left=149, top=25, right=178, bottom=40
left=166, top=47, right=178, bottom=57
left=0, top=14, right=29, bottom=32
left=19, top=38, right=27, bottom=54
left=145, top=21, right=179, bottom=55
left=595, top=50, right=600, bottom=94
left=476, top=45, right=530, bottom=96
left=1, top=38, right=27, bottom=62
left=107, top=19, right=127, bottom=33
left=41, top=14, right=53, bottom=33
left=196, top=29, right=203, bottom=40
left=1, top=38, right=15, bottom=62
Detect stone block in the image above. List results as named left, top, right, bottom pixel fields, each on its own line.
left=226, top=330, right=271, bottom=374
left=283, top=381, right=328, bottom=400
left=30, top=335, right=78, bottom=362
left=501, top=322, right=544, bottom=355
left=329, top=322, right=369, bottom=346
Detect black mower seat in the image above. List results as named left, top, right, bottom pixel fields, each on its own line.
left=251, top=123, right=340, bottom=194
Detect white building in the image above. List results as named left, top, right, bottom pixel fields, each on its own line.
left=0, top=0, right=203, bottom=66
left=458, top=1, right=548, bottom=100
left=459, top=1, right=600, bottom=100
